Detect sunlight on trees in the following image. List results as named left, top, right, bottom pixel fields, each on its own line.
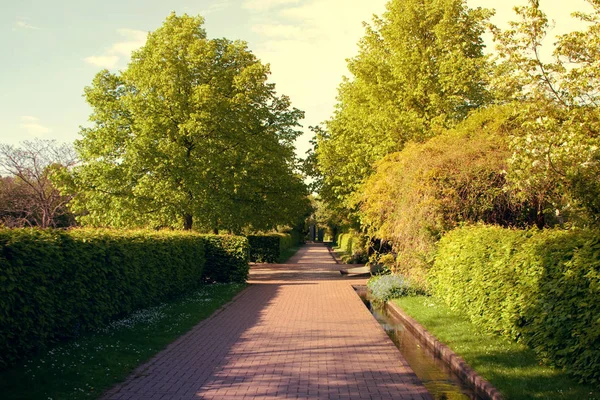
left=65, top=13, right=309, bottom=232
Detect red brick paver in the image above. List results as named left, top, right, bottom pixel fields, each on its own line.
left=102, top=243, right=431, bottom=400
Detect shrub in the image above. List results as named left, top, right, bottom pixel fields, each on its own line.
left=201, top=235, right=249, bottom=283
left=247, top=235, right=280, bottom=263
left=336, top=232, right=354, bottom=254
left=359, top=105, right=530, bottom=282
left=0, top=228, right=248, bottom=369
left=247, top=232, right=301, bottom=263
left=430, top=225, right=600, bottom=384
left=335, top=230, right=368, bottom=263
left=367, top=274, right=419, bottom=302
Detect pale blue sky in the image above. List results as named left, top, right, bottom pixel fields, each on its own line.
left=0, top=0, right=592, bottom=157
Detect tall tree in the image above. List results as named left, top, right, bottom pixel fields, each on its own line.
left=68, top=13, right=308, bottom=231
left=0, top=139, right=77, bottom=228
left=493, top=0, right=600, bottom=225
left=315, top=0, right=492, bottom=215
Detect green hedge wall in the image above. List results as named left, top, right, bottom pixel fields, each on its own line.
left=430, top=225, right=600, bottom=384
left=202, top=235, right=249, bottom=283
left=247, top=232, right=301, bottom=263
left=0, top=229, right=248, bottom=369
left=336, top=232, right=354, bottom=254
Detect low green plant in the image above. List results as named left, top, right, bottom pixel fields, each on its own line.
left=367, top=274, right=420, bottom=302
left=430, top=225, right=600, bottom=384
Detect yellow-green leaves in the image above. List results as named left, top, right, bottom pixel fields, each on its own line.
left=316, top=0, right=492, bottom=219
left=71, top=13, right=308, bottom=231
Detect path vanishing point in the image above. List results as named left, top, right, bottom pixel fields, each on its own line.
left=102, top=243, right=432, bottom=399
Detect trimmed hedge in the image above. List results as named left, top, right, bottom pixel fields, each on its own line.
left=202, top=235, right=249, bottom=283
left=430, top=225, right=600, bottom=384
left=336, top=232, right=354, bottom=255
left=335, top=230, right=368, bottom=264
left=247, top=232, right=301, bottom=263
left=0, top=229, right=248, bottom=369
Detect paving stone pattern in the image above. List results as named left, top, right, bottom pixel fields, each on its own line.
left=102, top=243, right=431, bottom=400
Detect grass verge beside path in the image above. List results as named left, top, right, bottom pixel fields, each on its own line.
left=393, top=296, right=600, bottom=400
left=0, top=283, right=246, bottom=400
left=279, top=246, right=300, bottom=263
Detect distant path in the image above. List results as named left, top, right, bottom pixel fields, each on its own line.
left=102, top=243, right=431, bottom=399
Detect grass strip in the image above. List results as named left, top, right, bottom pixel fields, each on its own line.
left=279, top=246, right=300, bottom=263
left=393, top=296, right=599, bottom=400
left=0, top=283, right=246, bottom=400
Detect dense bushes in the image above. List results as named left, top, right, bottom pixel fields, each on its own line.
left=367, top=274, right=421, bottom=302
left=430, top=225, right=600, bottom=383
left=335, top=230, right=368, bottom=263
left=248, top=235, right=280, bottom=263
left=0, top=229, right=249, bottom=368
left=200, top=235, right=249, bottom=283
left=247, top=232, right=301, bottom=263
left=359, top=106, right=529, bottom=281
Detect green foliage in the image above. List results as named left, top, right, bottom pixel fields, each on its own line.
left=336, top=232, right=354, bottom=255
left=201, top=235, right=249, bottom=283
left=247, top=232, right=302, bottom=263
left=0, top=228, right=248, bottom=369
left=247, top=235, right=280, bottom=263
left=66, top=13, right=309, bottom=231
left=367, top=274, right=420, bottom=302
left=359, top=105, right=530, bottom=282
left=0, top=284, right=245, bottom=400
left=430, top=225, right=600, bottom=383
left=492, top=1, right=600, bottom=226
left=316, top=0, right=492, bottom=217
left=335, top=231, right=368, bottom=264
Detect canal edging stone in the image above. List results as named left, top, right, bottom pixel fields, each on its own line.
left=385, top=301, right=504, bottom=400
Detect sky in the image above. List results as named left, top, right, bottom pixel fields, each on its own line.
left=0, top=0, right=594, bottom=158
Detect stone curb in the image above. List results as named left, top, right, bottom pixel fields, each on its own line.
left=326, top=245, right=341, bottom=264
left=386, top=301, right=504, bottom=400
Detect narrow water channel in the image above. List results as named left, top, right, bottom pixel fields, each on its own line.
left=355, top=287, right=482, bottom=400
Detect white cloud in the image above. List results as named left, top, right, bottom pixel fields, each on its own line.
left=84, top=55, right=120, bottom=69
left=84, top=28, right=147, bottom=69
left=20, top=123, right=52, bottom=138
left=13, top=20, right=40, bottom=31
left=243, top=0, right=301, bottom=12
left=111, top=29, right=147, bottom=55
left=200, top=0, right=232, bottom=15
left=20, top=116, right=39, bottom=122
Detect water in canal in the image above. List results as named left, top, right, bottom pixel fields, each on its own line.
left=356, top=287, right=483, bottom=400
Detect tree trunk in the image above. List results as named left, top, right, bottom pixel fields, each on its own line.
left=183, top=214, right=193, bottom=230
left=534, top=198, right=545, bottom=229
left=212, top=227, right=219, bottom=234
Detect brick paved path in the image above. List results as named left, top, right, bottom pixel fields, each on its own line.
left=102, top=243, right=431, bottom=400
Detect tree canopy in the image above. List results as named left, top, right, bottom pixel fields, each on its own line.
left=67, top=13, right=309, bottom=232
left=493, top=0, right=600, bottom=226
left=314, top=0, right=493, bottom=217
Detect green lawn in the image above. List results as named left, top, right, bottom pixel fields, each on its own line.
left=393, top=296, right=600, bottom=400
left=279, top=246, right=300, bottom=263
left=0, top=283, right=246, bottom=400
